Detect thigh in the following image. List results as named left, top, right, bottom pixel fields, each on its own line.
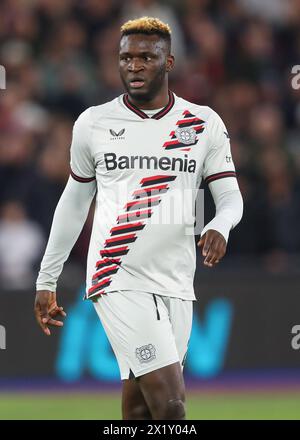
left=136, top=361, right=186, bottom=417
left=122, top=378, right=152, bottom=420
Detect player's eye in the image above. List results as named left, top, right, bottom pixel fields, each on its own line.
left=120, top=56, right=131, bottom=62
left=144, top=56, right=151, bottom=61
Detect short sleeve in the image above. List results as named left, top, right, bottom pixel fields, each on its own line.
left=70, top=108, right=96, bottom=183
left=202, top=110, right=238, bottom=190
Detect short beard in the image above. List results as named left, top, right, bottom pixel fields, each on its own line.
left=121, top=64, right=167, bottom=103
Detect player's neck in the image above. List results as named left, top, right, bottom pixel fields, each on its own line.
left=127, top=86, right=169, bottom=110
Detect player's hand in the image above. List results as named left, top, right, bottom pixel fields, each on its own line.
left=34, top=290, right=66, bottom=336
left=197, top=229, right=227, bottom=267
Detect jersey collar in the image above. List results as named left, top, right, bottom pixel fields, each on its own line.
left=123, top=90, right=175, bottom=120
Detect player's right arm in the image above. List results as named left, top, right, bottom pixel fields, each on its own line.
left=35, top=108, right=96, bottom=335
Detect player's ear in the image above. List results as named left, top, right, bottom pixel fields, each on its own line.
left=166, top=55, right=175, bottom=72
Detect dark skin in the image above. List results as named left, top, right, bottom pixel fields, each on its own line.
left=119, top=33, right=174, bottom=108
left=34, top=290, right=66, bottom=336
left=34, top=33, right=227, bottom=420
left=198, top=230, right=227, bottom=267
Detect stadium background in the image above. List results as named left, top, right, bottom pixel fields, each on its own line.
left=0, top=0, right=300, bottom=419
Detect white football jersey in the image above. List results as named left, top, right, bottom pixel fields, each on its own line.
left=70, top=91, right=238, bottom=301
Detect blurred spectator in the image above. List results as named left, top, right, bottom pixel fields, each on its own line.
left=27, top=115, right=71, bottom=233
left=0, top=201, right=45, bottom=290
left=238, top=0, right=290, bottom=24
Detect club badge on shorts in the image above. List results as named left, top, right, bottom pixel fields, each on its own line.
left=135, top=344, right=156, bottom=364
left=175, top=127, right=197, bottom=145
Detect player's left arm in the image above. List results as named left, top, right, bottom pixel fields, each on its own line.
left=198, top=110, right=243, bottom=267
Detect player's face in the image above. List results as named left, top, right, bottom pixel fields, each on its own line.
left=119, top=34, right=174, bottom=101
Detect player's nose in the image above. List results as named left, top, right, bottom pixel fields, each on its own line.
left=128, top=58, right=144, bottom=72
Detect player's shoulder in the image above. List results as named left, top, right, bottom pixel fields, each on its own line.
left=175, top=94, right=223, bottom=123
left=75, top=96, right=123, bottom=127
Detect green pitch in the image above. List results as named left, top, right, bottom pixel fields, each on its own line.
left=0, top=391, right=299, bottom=420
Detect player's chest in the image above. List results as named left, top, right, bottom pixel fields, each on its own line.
left=92, top=118, right=209, bottom=176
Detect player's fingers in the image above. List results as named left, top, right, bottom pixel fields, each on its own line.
left=204, top=247, right=216, bottom=262
left=35, top=313, right=51, bottom=336
left=197, top=235, right=205, bottom=249
left=42, top=317, right=64, bottom=327
left=214, top=239, right=226, bottom=261
left=204, top=250, right=217, bottom=266
left=34, top=294, right=53, bottom=336
left=49, top=306, right=66, bottom=318
left=202, top=236, right=213, bottom=257
left=58, top=308, right=67, bottom=317
left=205, top=252, right=219, bottom=266
left=34, top=302, right=48, bottom=324
left=204, top=239, right=226, bottom=266
left=39, top=300, right=50, bottom=320
left=41, top=325, right=51, bottom=336
left=204, top=240, right=220, bottom=266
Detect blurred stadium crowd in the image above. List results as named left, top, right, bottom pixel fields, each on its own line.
left=0, top=0, right=300, bottom=289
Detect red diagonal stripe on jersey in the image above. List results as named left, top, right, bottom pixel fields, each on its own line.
left=165, top=142, right=196, bottom=150
left=100, top=246, right=129, bottom=257
left=125, top=196, right=161, bottom=210
left=88, top=277, right=112, bottom=294
left=104, top=236, right=137, bottom=248
left=95, top=257, right=121, bottom=269
left=88, top=164, right=178, bottom=299
left=140, top=175, right=170, bottom=185
left=176, top=117, right=202, bottom=125
left=117, top=209, right=152, bottom=223
left=110, top=222, right=145, bottom=235
left=105, top=233, right=136, bottom=245
left=194, top=125, right=205, bottom=133
left=183, top=110, right=195, bottom=117
left=163, top=140, right=180, bottom=148
left=133, top=184, right=168, bottom=197
left=97, top=277, right=111, bottom=287
left=140, top=175, right=177, bottom=186
left=193, top=125, right=204, bottom=130
left=92, top=265, right=119, bottom=280
left=87, top=288, right=105, bottom=297
left=181, top=148, right=191, bottom=151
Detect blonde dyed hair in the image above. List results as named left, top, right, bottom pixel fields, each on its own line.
left=120, top=16, right=171, bottom=38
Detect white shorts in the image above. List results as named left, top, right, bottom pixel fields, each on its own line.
left=93, top=290, right=193, bottom=380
